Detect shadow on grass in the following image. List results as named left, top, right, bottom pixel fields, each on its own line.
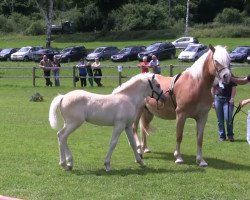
left=72, top=151, right=250, bottom=176
left=73, top=165, right=204, bottom=177
left=148, top=151, right=250, bottom=171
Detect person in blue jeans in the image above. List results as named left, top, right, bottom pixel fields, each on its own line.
left=213, top=81, right=237, bottom=142
left=77, top=58, right=87, bottom=87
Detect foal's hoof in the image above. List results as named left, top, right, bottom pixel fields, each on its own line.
left=104, top=163, right=111, bottom=172
left=197, top=160, right=208, bottom=167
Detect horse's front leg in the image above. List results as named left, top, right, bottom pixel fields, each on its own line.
left=196, top=115, right=208, bottom=167
left=174, top=114, right=186, bottom=164
left=104, top=124, right=124, bottom=172
left=125, top=126, right=145, bottom=167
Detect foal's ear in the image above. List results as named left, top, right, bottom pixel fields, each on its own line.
left=209, top=44, right=215, bottom=53
left=152, top=74, right=155, bottom=80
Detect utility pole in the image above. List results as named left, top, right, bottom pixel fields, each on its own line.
left=185, top=0, right=190, bottom=36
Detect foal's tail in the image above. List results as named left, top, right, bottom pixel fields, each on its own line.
left=49, top=94, right=64, bottom=129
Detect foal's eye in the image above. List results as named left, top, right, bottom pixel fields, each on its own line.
left=156, top=83, right=160, bottom=88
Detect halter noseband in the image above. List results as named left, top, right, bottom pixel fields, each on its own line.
left=148, top=78, right=163, bottom=102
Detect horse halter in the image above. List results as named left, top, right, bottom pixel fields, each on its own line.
left=148, top=78, right=163, bottom=102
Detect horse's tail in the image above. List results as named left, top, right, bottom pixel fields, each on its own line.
left=49, top=94, right=64, bottom=129
left=139, top=107, right=156, bottom=136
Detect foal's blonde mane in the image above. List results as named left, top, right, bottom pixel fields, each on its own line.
left=112, top=73, right=154, bottom=94
left=186, top=45, right=230, bottom=80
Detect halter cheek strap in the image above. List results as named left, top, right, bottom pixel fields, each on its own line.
left=148, top=79, right=163, bottom=102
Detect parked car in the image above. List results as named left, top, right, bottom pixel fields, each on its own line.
left=247, top=55, right=250, bottom=64
left=32, top=48, right=60, bottom=62
left=54, top=46, right=87, bottom=62
left=0, top=48, right=20, bottom=61
left=172, top=37, right=199, bottom=49
left=137, top=42, right=176, bottom=61
left=229, top=46, right=250, bottom=63
left=86, top=46, right=119, bottom=61
left=178, top=44, right=208, bottom=62
left=111, top=46, right=146, bottom=62
left=11, top=46, right=43, bottom=61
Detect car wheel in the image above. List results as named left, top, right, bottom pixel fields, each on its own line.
left=6, top=57, right=10, bottom=61
left=23, top=56, right=29, bottom=61
left=126, top=57, right=130, bottom=62
left=99, top=57, right=104, bottom=61
left=170, top=53, right=175, bottom=59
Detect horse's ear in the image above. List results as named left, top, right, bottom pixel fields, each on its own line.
left=209, top=44, right=215, bottom=53
left=152, top=74, right=155, bottom=80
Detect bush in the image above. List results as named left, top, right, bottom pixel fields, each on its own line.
left=25, top=21, right=44, bottom=36
left=214, top=8, right=243, bottom=24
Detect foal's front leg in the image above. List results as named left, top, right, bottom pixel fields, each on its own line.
left=174, top=114, right=186, bottom=164
left=104, top=124, right=124, bottom=172
left=125, top=126, right=145, bottom=167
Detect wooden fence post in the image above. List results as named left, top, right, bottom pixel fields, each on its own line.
left=117, top=65, right=123, bottom=86
left=169, top=64, right=174, bottom=77
left=73, top=66, right=76, bottom=87
left=32, top=67, right=36, bottom=87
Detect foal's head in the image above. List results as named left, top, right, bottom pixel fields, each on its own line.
left=210, top=45, right=231, bottom=84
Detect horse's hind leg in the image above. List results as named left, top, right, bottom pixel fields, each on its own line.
left=57, top=122, right=81, bottom=171
left=125, top=126, right=145, bottom=167
left=196, top=116, right=208, bottom=167
left=140, top=107, right=154, bottom=153
left=174, top=114, right=186, bottom=164
left=132, top=105, right=145, bottom=155
left=104, top=124, right=124, bottom=172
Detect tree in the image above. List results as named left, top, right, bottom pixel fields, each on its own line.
left=34, top=0, right=54, bottom=47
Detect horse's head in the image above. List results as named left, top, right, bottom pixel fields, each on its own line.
left=147, top=74, right=166, bottom=102
left=210, top=44, right=231, bottom=84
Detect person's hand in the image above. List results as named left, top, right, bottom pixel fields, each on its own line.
left=212, top=102, right=215, bottom=108
left=229, top=98, right=234, bottom=104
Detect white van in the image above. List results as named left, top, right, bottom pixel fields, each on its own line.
left=11, top=46, right=43, bottom=61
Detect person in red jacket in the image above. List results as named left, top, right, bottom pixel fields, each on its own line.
left=137, top=56, right=150, bottom=73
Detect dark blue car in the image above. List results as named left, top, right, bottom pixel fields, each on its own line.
left=111, top=46, right=146, bottom=62
left=229, top=46, right=250, bottom=63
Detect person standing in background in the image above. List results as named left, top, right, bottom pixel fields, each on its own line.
left=149, top=55, right=161, bottom=74
left=52, top=57, right=61, bottom=86
left=39, top=54, right=53, bottom=87
left=137, top=56, right=150, bottom=73
left=92, top=57, right=103, bottom=87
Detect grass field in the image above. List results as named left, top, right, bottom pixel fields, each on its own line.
left=0, top=36, right=250, bottom=200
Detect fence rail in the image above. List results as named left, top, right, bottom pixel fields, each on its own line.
left=0, top=64, right=249, bottom=87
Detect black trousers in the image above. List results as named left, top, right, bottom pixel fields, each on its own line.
left=93, top=69, right=103, bottom=86
left=44, top=70, right=52, bottom=86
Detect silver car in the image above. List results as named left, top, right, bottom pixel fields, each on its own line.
left=172, top=37, right=199, bottom=49
left=178, top=44, right=208, bottom=62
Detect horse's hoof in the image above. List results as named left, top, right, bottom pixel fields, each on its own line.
left=104, top=163, right=111, bottom=172
left=175, top=158, right=184, bottom=164
left=137, top=159, right=145, bottom=167
left=197, top=160, right=208, bottom=167
left=143, top=148, right=151, bottom=153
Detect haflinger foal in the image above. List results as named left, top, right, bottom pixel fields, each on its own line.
left=49, top=73, right=165, bottom=172
left=133, top=45, right=231, bottom=167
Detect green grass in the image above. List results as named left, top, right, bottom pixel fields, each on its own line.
left=0, top=36, right=250, bottom=199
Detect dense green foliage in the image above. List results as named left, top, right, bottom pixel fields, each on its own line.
left=0, top=0, right=249, bottom=37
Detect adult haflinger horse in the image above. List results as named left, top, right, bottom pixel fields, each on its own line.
left=133, top=45, right=231, bottom=167
left=49, top=73, right=165, bottom=171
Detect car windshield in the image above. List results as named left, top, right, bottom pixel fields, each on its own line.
left=19, top=47, right=31, bottom=52
left=93, top=48, right=105, bottom=53
left=232, top=47, right=247, bottom=54
left=185, top=46, right=199, bottom=52
left=119, top=48, right=131, bottom=54
left=1, top=49, right=11, bottom=53
left=61, top=48, right=72, bottom=54
left=146, top=44, right=160, bottom=51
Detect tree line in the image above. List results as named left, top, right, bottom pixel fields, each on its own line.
left=0, top=0, right=249, bottom=47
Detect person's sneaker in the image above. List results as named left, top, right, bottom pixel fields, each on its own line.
left=228, top=137, right=234, bottom=142
left=219, top=137, right=226, bottom=142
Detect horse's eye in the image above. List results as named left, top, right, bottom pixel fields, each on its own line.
left=156, top=83, right=160, bottom=88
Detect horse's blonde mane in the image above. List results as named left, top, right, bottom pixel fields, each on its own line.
left=186, top=45, right=230, bottom=80
left=112, top=73, right=154, bottom=94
